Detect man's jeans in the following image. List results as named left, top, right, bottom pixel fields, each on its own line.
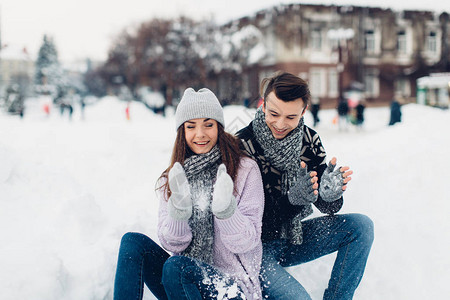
left=260, top=214, right=374, bottom=300
left=114, top=232, right=169, bottom=300
left=162, top=256, right=244, bottom=300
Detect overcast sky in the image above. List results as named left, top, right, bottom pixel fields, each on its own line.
left=1, top=0, right=447, bottom=62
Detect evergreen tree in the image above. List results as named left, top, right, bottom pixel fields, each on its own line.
left=34, top=35, right=65, bottom=94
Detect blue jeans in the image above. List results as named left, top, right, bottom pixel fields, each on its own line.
left=162, top=255, right=244, bottom=300
left=114, top=232, right=170, bottom=300
left=260, top=214, right=374, bottom=300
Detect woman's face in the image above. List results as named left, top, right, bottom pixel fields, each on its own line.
left=184, top=118, right=218, bottom=154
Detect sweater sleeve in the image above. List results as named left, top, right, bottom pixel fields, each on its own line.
left=157, top=179, right=192, bottom=253
left=302, top=126, right=344, bottom=215
left=215, top=157, right=264, bottom=254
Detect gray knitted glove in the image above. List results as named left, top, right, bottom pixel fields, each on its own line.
left=212, top=164, right=237, bottom=219
left=319, top=161, right=344, bottom=202
left=168, top=162, right=192, bottom=220
left=288, top=163, right=318, bottom=205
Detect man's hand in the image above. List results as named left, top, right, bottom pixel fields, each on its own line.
left=288, top=161, right=319, bottom=205
left=319, top=157, right=353, bottom=202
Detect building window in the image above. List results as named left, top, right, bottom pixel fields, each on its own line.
left=242, top=73, right=250, bottom=99
left=311, top=29, right=322, bottom=51
left=365, top=30, right=375, bottom=54
left=328, top=69, right=338, bottom=97
left=395, top=78, right=411, bottom=97
left=397, top=30, right=407, bottom=54
left=426, top=31, right=437, bottom=53
left=329, top=37, right=339, bottom=51
left=364, top=69, right=379, bottom=98
left=309, top=68, right=326, bottom=97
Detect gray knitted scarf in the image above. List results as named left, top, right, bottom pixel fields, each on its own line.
left=253, top=107, right=308, bottom=245
left=253, top=106, right=305, bottom=195
left=182, top=145, right=221, bottom=264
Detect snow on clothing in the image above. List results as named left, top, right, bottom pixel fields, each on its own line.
left=236, top=121, right=343, bottom=243
left=177, top=145, right=221, bottom=265
left=158, top=156, right=264, bottom=300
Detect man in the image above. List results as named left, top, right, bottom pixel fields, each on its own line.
left=337, top=96, right=350, bottom=131
left=236, top=72, right=374, bottom=300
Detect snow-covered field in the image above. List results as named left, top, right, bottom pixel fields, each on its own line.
left=1, top=96, right=449, bottom=299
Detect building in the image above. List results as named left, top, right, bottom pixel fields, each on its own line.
left=0, top=45, right=35, bottom=98
left=219, top=4, right=450, bottom=108
left=417, top=73, right=450, bottom=108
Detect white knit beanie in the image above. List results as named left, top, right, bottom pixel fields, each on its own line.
left=175, top=88, right=225, bottom=130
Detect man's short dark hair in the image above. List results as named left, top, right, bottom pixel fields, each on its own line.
left=260, top=71, right=311, bottom=108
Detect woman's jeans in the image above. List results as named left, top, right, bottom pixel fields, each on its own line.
left=260, top=213, right=374, bottom=300
left=114, top=232, right=169, bottom=300
left=113, top=233, right=243, bottom=300
left=162, top=256, right=244, bottom=300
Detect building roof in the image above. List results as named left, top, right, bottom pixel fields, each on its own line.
left=0, top=45, right=33, bottom=61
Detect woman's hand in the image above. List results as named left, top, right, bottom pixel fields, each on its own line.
left=212, top=164, right=236, bottom=219
left=168, top=162, right=192, bottom=220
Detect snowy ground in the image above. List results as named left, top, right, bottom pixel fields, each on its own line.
left=1, top=96, right=449, bottom=299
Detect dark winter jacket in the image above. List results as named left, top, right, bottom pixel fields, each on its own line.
left=337, top=100, right=349, bottom=116
left=356, top=103, right=365, bottom=124
left=236, top=122, right=343, bottom=242
left=389, top=100, right=402, bottom=125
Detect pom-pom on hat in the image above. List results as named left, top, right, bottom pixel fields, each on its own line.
left=175, top=88, right=225, bottom=130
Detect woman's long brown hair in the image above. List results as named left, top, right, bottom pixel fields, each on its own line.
left=156, top=123, right=245, bottom=200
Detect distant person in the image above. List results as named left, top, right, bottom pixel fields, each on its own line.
left=80, top=97, right=86, bottom=120
left=67, top=103, right=74, bottom=121
left=125, top=102, right=131, bottom=121
left=16, top=96, right=25, bottom=119
left=310, top=97, right=320, bottom=127
left=114, top=88, right=265, bottom=300
left=337, top=96, right=349, bottom=131
left=43, top=103, right=50, bottom=117
left=257, top=97, right=264, bottom=108
left=19, top=104, right=24, bottom=119
left=355, top=100, right=366, bottom=129
left=66, top=91, right=76, bottom=121
left=59, top=102, right=66, bottom=116
left=389, top=98, right=402, bottom=126
left=243, top=94, right=250, bottom=108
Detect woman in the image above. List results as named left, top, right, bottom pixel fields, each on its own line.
left=114, top=87, right=264, bottom=300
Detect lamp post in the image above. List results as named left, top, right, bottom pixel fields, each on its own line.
left=327, top=28, right=354, bottom=100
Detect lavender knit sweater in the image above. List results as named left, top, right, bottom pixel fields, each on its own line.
left=158, top=157, right=264, bottom=299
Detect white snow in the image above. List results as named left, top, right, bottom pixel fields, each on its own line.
left=1, top=96, right=449, bottom=299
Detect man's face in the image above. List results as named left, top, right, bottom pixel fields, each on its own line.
left=262, top=91, right=306, bottom=140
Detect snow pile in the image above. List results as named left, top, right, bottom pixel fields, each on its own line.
left=1, top=98, right=449, bottom=299
left=136, top=87, right=166, bottom=108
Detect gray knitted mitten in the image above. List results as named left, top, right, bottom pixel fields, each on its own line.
left=288, top=164, right=318, bottom=205
left=319, top=161, right=344, bottom=202
left=168, top=162, right=192, bottom=220
left=212, top=164, right=236, bottom=219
